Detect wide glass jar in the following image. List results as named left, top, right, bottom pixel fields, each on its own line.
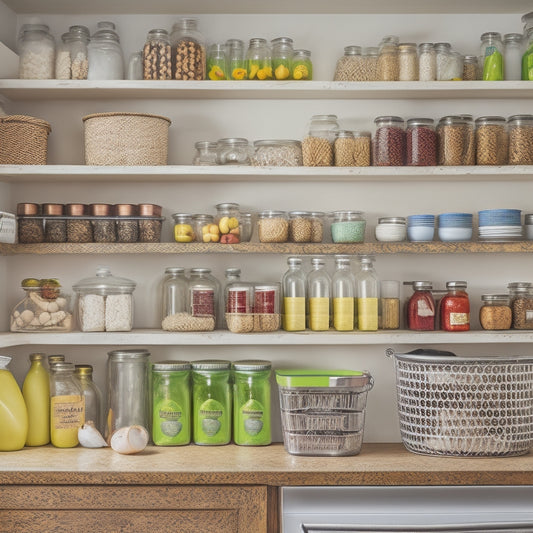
left=330, top=210, right=366, bottom=243
left=375, top=217, right=406, bottom=242
left=418, top=43, right=436, bottom=81
left=215, top=202, right=242, bottom=244
left=192, top=214, right=217, bottom=243
left=271, top=37, right=293, bottom=80
left=87, top=26, right=124, bottom=80
left=481, top=31, right=504, bottom=81
left=18, top=25, right=55, bottom=79
left=143, top=29, right=172, bottom=80
left=508, top=115, right=533, bottom=165
left=475, top=116, right=508, bottom=165
left=257, top=210, right=289, bottom=243
left=170, top=18, right=206, bottom=80
left=216, top=138, right=251, bottom=166
left=172, top=213, right=196, bottom=243
left=398, top=43, right=418, bottom=81
left=302, top=114, right=339, bottom=167
left=373, top=116, right=406, bottom=166
left=479, top=294, right=512, bottom=330
left=440, top=281, right=470, bottom=332
left=246, top=38, right=272, bottom=80
left=193, top=141, right=218, bottom=165
left=406, top=118, right=437, bottom=166
left=407, top=281, right=435, bottom=331
left=225, top=39, right=246, bottom=80
left=334, top=45, right=364, bottom=81
left=504, top=33, right=523, bottom=80
left=292, top=49, right=312, bottom=80
left=17, top=202, right=43, bottom=244
left=288, top=211, right=313, bottom=242
left=377, top=36, right=399, bottom=81
left=206, top=43, right=227, bottom=80
left=510, top=285, right=533, bottom=329
left=252, top=140, right=303, bottom=167
left=437, top=116, right=475, bottom=166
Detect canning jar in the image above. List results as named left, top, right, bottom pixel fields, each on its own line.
left=377, top=36, right=399, bottom=81
left=253, top=284, right=281, bottom=332
left=406, top=118, right=437, bottom=166
left=375, top=217, right=406, bottom=242
left=56, top=33, right=72, bottom=80
left=288, top=211, right=313, bottom=242
left=504, top=33, right=523, bottom=80
left=330, top=210, right=366, bottom=243
left=334, top=130, right=356, bottom=167
left=302, top=114, right=339, bottom=166
left=282, top=257, right=306, bottom=331
left=363, top=46, right=379, bottom=81
left=509, top=285, right=533, bottom=329
left=475, top=116, right=508, bottom=165
left=17, top=202, right=44, bottom=244
left=73, top=266, right=136, bottom=332
left=138, top=203, right=162, bottom=242
left=192, top=360, right=232, bottom=445
left=479, top=294, right=512, bottom=330
left=193, top=141, right=218, bottom=165
left=115, top=204, right=139, bottom=243
left=332, top=255, right=355, bottom=331
left=508, top=115, right=533, bottom=165
left=407, top=281, right=435, bottom=331
left=233, top=360, right=272, bottom=446
left=204, top=43, right=226, bottom=80
left=380, top=280, right=400, bottom=330
left=398, top=43, right=418, bottom=81
left=152, top=361, right=191, bottom=446
left=65, top=203, right=92, bottom=243
left=257, top=210, right=289, bottom=243
left=170, top=18, right=206, bottom=80
left=192, top=214, right=216, bottom=243
left=215, top=202, right=242, bottom=244
left=88, top=25, right=124, bottom=80
left=481, top=32, right=504, bottom=81
left=225, top=39, right=246, bottom=80
left=440, top=281, right=470, bottom=331
left=271, top=37, right=293, bottom=80
left=143, top=29, right=172, bottom=80
left=90, top=203, right=116, bottom=243
left=437, top=116, right=475, bottom=166
left=373, top=116, right=406, bottom=166
left=462, top=55, right=479, bottom=80
left=216, top=138, right=251, bottom=165
left=18, top=25, right=55, bottom=79
left=68, top=25, right=90, bottom=80
left=292, top=49, right=312, bottom=80
left=43, top=203, right=66, bottom=243
left=239, top=212, right=253, bottom=242
left=75, top=364, right=104, bottom=434
left=161, top=267, right=188, bottom=325
left=246, top=38, right=272, bottom=80
left=334, top=45, right=364, bottom=81
left=418, top=43, right=436, bottom=81
left=307, top=257, right=331, bottom=331
left=525, top=214, right=533, bottom=239
left=252, top=140, right=303, bottom=167
left=172, top=213, right=195, bottom=243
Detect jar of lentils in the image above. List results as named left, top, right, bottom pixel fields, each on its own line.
left=479, top=294, right=512, bottom=330
left=508, top=115, right=533, bottom=165
left=406, top=118, right=437, bottom=166
left=475, top=116, right=508, bottom=165
left=373, top=116, right=406, bottom=166
left=302, top=114, right=339, bottom=167
left=437, top=116, right=475, bottom=166
left=66, top=203, right=92, bottom=243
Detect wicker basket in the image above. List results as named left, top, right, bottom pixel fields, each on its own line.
left=0, top=115, right=51, bottom=165
left=83, top=112, right=171, bottom=166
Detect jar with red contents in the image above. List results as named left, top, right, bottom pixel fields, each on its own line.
left=406, top=118, right=437, bottom=166
left=407, top=281, right=435, bottom=331
left=252, top=283, right=281, bottom=332
left=373, top=116, right=406, bottom=166
left=188, top=268, right=219, bottom=321
left=440, top=281, right=470, bottom=332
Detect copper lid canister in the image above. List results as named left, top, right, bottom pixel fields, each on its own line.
left=115, top=204, right=137, bottom=216
left=17, top=202, right=41, bottom=215
left=65, top=203, right=88, bottom=216
left=90, top=203, right=113, bottom=216
left=138, top=204, right=162, bottom=217
left=42, top=203, right=64, bottom=216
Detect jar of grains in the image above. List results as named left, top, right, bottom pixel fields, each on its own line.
left=334, top=46, right=364, bottom=81
left=509, top=285, right=533, bottom=330
left=170, top=18, right=206, bottom=80
left=143, top=29, right=172, bottom=80
left=17, top=202, right=44, bottom=244
left=462, top=55, right=479, bottom=80
left=292, top=49, right=312, bottom=80
left=18, top=25, right=55, bottom=79
left=380, top=280, right=400, bottom=330
left=271, top=37, right=293, bottom=80
left=373, top=116, right=406, bottom=166
left=418, top=43, right=436, bottom=81
left=90, top=203, right=116, bottom=243
left=253, top=284, right=281, bottom=332
left=508, top=115, right=533, bottom=165
left=475, top=116, right=508, bottom=165
left=398, top=43, right=418, bottom=81
left=309, top=212, right=325, bottom=242
left=207, top=43, right=227, bottom=80
left=138, top=203, right=162, bottom=243
left=257, top=210, right=289, bottom=243
left=503, top=33, right=523, bottom=80
left=406, top=118, right=437, bottom=166
left=43, top=203, right=67, bottom=243
left=334, top=130, right=356, bottom=166
left=115, top=204, right=139, bottom=243
left=225, top=39, right=246, bottom=80
left=172, top=213, right=196, bottom=243
left=377, top=36, right=399, bottom=81
left=288, top=211, right=313, bottom=242
left=193, top=141, right=218, bottom=166
left=246, top=38, right=272, bottom=80
left=479, top=294, right=512, bottom=330
left=363, top=47, right=379, bottom=81
left=252, top=140, right=303, bottom=167
left=330, top=211, right=366, bottom=243
left=65, top=203, right=92, bottom=243
left=375, top=217, right=407, bottom=242
left=56, top=32, right=73, bottom=80
left=525, top=214, right=533, bottom=240
left=437, top=116, right=475, bottom=166
left=192, top=214, right=216, bottom=243
left=302, top=114, right=339, bottom=166
left=216, top=138, right=251, bottom=165
left=481, top=32, right=504, bottom=81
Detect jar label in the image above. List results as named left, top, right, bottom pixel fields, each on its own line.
left=417, top=299, right=435, bottom=317
left=51, top=395, right=85, bottom=430
left=449, top=312, right=469, bottom=326
left=357, top=298, right=378, bottom=330
left=309, top=297, right=329, bottom=330
left=157, top=400, right=183, bottom=437
left=333, top=297, right=354, bottom=330
left=240, top=398, right=264, bottom=436
left=199, top=398, right=224, bottom=436
left=283, top=297, right=306, bottom=331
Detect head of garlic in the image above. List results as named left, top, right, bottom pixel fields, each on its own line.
left=78, top=421, right=108, bottom=448
left=110, top=425, right=149, bottom=455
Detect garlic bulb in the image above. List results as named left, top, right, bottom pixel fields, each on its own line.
left=110, top=425, right=149, bottom=455
left=78, top=421, right=108, bottom=448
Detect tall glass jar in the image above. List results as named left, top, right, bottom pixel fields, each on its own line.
left=207, top=43, right=227, bottom=80
left=246, top=38, right=272, bottom=80
left=18, top=25, right=55, bottom=79
left=377, top=36, right=399, bottom=81
left=88, top=27, right=124, bottom=80
left=215, top=202, right=242, bottom=244
left=479, top=294, right=512, bottom=330
left=75, top=364, right=104, bottom=434
left=437, top=116, right=475, bottom=166
left=440, top=281, right=470, bottom=331
left=226, top=39, right=247, bottom=79
left=105, top=349, right=151, bottom=439
left=302, top=114, right=339, bottom=167
left=282, top=257, right=306, bottom=332
left=143, top=29, right=172, bottom=80
left=356, top=255, right=379, bottom=331
left=508, top=114, right=533, bottom=165
left=373, top=116, right=406, bottom=166
left=509, top=285, right=533, bottom=329
left=216, top=138, right=251, bottom=166
left=170, top=18, right=206, bottom=80
left=56, top=32, right=72, bottom=80
left=68, top=25, right=90, bottom=80
left=292, top=49, right=312, bottom=80
left=398, top=43, right=418, bottom=81
left=481, top=32, right=504, bottom=81
left=418, top=43, right=436, bottom=81
left=161, top=266, right=188, bottom=325
left=271, top=37, right=293, bottom=80
left=192, top=360, right=232, bottom=445
left=187, top=268, right=218, bottom=330
left=504, top=33, right=523, bottom=80
left=193, top=141, right=218, bottom=166
left=363, top=46, right=379, bottom=81
left=307, top=257, right=331, bottom=331
left=435, top=42, right=457, bottom=80
left=332, top=255, right=355, bottom=331
left=475, top=116, right=508, bottom=165
left=233, top=360, right=271, bottom=446
left=406, top=118, right=437, bottom=166
left=407, top=281, right=435, bottom=331
left=225, top=283, right=254, bottom=333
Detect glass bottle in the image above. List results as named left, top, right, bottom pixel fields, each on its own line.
left=18, top=25, right=55, bottom=79
left=481, top=32, right=504, bottom=81
left=192, top=360, right=232, bottom=445
left=302, top=114, right=339, bottom=167
left=271, top=37, right=293, bottom=80
left=307, top=257, right=331, bottom=331
left=418, top=43, right=436, bottom=81
left=88, top=25, right=124, bottom=80
left=332, top=255, right=355, bottom=331
left=170, top=18, right=206, bottom=80
left=407, top=281, right=435, bottom=331
left=380, top=280, right=400, bottom=330
left=246, top=38, right=272, bottom=80
left=22, top=353, right=50, bottom=446
left=522, top=27, right=533, bottom=80
left=398, top=42, right=418, bottom=81
left=207, top=43, right=227, bottom=80
left=440, top=281, right=470, bottom=331
left=143, top=29, right=172, bottom=80
left=68, top=25, right=90, bottom=80
left=479, top=294, right=512, bottom=330
left=75, top=364, right=104, bottom=434
left=282, top=257, right=307, bottom=332
left=504, top=33, right=523, bottom=81
left=152, top=361, right=191, bottom=446
left=292, top=49, right=312, bottom=80
left=50, top=362, right=84, bottom=448
left=377, top=35, right=399, bottom=81
left=226, top=39, right=247, bottom=79
left=233, top=360, right=271, bottom=446
left=356, top=255, right=379, bottom=331
left=161, top=266, right=188, bottom=325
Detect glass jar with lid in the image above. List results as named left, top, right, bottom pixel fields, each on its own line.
left=126, top=51, right=143, bottom=80
left=188, top=268, right=219, bottom=330
left=356, top=255, right=379, bottom=331
left=215, top=202, right=242, bottom=244
left=225, top=282, right=254, bottom=333
left=192, top=214, right=217, bottom=243
left=363, top=46, right=379, bottom=81
left=138, top=203, right=162, bottom=243
left=68, top=25, right=90, bottom=80
left=115, top=204, right=139, bottom=243
left=503, top=33, right=522, bottom=80
left=377, top=35, right=399, bottom=81
left=479, top=294, right=512, bottom=330
left=90, top=203, right=116, bottom=243
left=207, top=43, right=227, bottom=80
left=253, top=283, right=281, bottom=332
left=373, top=116, right=406, bottom=166
left=257, top=210, right=289, bottom=243
left=246, top=38, right=272, bottom=80
left=288, top=211, right=313, bottom=242
left=522, top=27, right=533, bottom=80
left=475, top=116, right=508, bottom=165
left=332, top=255, right=355, bottom=331
left=435, top=42, right=452, bottom=80
left=440, top=281, right=470, bottom=332
left=271, top=37, right=293, bottom=80
left=310, top=212, right=325, bottom=243
left=307, top=257, right=331, bottom=331
left=239, top=212, right=253, bottom=242
left=508, top=115, right=533, bottom=165
left=508, top=282, right=533, bottom=329
left=172, top=213, right=196, bottom=243
left=334, top=130, right=356, bottom=167
left=330, top=211, right=366, bottom=243
left=302, top=114, right=339, bottom=166
left=334, top=45, right=364, bottom=81
left=407, top=281, right=435, bottom=331
left=437, top=116, right=475, bottom=166
left=216, top=138, right=251, bottom=165
left=418, top=43, right=436, bottom=81
left=43, top=203, right=66, bottom=243
left=88, top=25, right=124, bottom=79
left=226, top=39, right=246, bottom=80
left=481, top=32, right=504, bottom=81
left=18, top=24, right=55, bottom=79
left=252, top=140, right=303, bottom=167
left=65, top=203, right=92, bottom=243
left=406, top=118, right=437, bottom=166
left=193, top=141, right=218, bottom=165
left=282, top=257, right=306, bottom=331
left=375, top=217, right=406, bottom=242
left=143, top=29, right=172, bottom=80
left=292, top=49, right=312, bottom=80
left=462, top=55, right=479, bottom=81
left=170, top=18, right=206, bottom=80
left=380, top=280, right=400, bottom=330
left=398, top=43, right=418, bottom=81
left=56, top=32, right=72, bottom=80
left=161, top=267, right=188, bottom=326
left=73, top=266, right=136, bottom=332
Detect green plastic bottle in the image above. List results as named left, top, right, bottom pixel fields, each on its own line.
left=192, top=360, right=231, bottom=445
left=152, top=361, right=191, bottom=446
left=233, top=360, right=271, bottom=446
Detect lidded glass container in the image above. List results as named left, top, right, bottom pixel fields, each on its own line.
left=65, top=203, right=92, bottom=243
left=170, top=18, right=206, bottom=80
left=253, top=283, right=281, bottom=332
left=271, top=37, right=294, bottom=80
left=480, top=31, right=504, bottom=81
left=508, top=282, right=533, bottom=329
left=332, top=255, right=355, bottom=332
left=192, top=214, right=216, bottom=243
left=440, top=280, right=470, bottom=332
left=239, top=212, right=253, bottom=242
left=363, top=46, right=379, bottom=81
left=377, top=35, right=399, bottom=81
left=503, top=33, right=523, bottom=80
left=356, top=255, right=379, bottom=331
left=302, top=114, right=339, bottom=167
left=334, top=46, right=364, bottom=81
left=406, top=118, right=437, bottom=166
left=193, top=141, right=218, bottom=165
left=138, top=203, right=163, bottom=243
left=462, top=55, right=479, bottom=81
left=17, top=202, right=44, bottom=244
left=68, top=25, right=90, bottom=80
left=406, top=281, right=435, bottom=331
left=246, top=38, right=272, bottom=80
left=380, top=280, right=400, bottom=330
left=288, top=211, right=313, bottom=242
left=282, top=256, right=306, bottom=332
left=216, top=138, right=251, bottom=165
left=479, top=294, right=512, bottom=330
left=115, top=204, right=139, bottom=243
left=437, top=115, right=475, bottom=166
left=373, top=116, right=406, bottom=166
left=375, top=217, right=407, bottom=242
left=257, top=210, right=289, bottom=243
left=88, top=23, right=124, bottom=80
left=18, top=24, right=55, bottom=79
left=215, top=202, right=242, bottom=244
left=508, top=115, right=533, bottom=165
left=56, top=32, right=73, bottom=80
left=161, top=266, right=188, bottom=325
left=207, top=43, right=227, bottom=80
left=475, top=116, right=508, bottom=165
left=330, top=210, right=366, bottom=243
left=292, top=49, right=312, bottom=80
left=252, top=139, right=303, bottom=167
left=143, top=29, right=172, bottom=80
left=73, top=266, right=136, bottom=332
left=90, top=203, right=116, bottom=243
left=172, top=213, right=196, bottom=243
left=226, top=39, right=246, bottom=79
left=43, top=203, right=67, bottom=243
left=418, top=43, right=436, bottom=81
left=307, top=257, right=331, bottom=331
left=398, top=43, right=418, bottom=81
left=75, top=364, right=104, bottom=434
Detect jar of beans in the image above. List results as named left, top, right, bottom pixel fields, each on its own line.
left=508, top=114, right=533, bottom=165
left=170, top=18, right=206, bottom=80
left=437, top=116, right=475, bottom=166
left=143, top=29, right=172, bottom=80
left=288, top=211, right=313, bottom=242
left=302, top=114, right=339, bottom=167
left=363, top=47, right=379, bottom=81
left=377, top=36, right=399, bottom=81
left=257, top=210, right=289, bottom=243
left=406, top=118, right=437, bottom=166
left=479, top=294, right=512, bottom=330
left=334, top=130, right=356, bottom=166
left=373, top=116, right=406, bottom=166
left=398, top=43, right=418, bottom=81
left=334, top=46, right=365, bottom=81
left=330, top=210, right=366, bottom=243
left=418, top=43, right=436, bottom=81
left=475, top=116, right=508, bottom=165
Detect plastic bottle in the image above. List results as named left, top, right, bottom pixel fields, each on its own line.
left=332, top=255, right=355, bottom=331
left=0, top=355, right=28, bottom=451
left=356, top=255, right=379, bottom=331
left=307, top=257, right=331, bottom=331
left=282, top=257, right=307, bottom=331
left=22, top=353, right=50, bottom=446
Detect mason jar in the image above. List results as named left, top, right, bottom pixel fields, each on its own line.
left=43, top=203, right=67, bottom=243
left=377, top=36, right=399, bottom=81
left=90, top=203, right=116, bottom=243
left=302, top=114, right=339, bottom=166
left=373, top=116, right=406, bottom=166
left=257, top=210, right=289, bottom=243
left=271, top=37, right=294, bottom=80
left=462, top=55, right=479, bottom=80
left=437, top=116, right=475, bottom=166
left=479, top=294, right=512, bottom=330
left=192, top=214, right=216, bottom=243
left=225, top=39, right=246, bottom=79
left=418, top=43, right=436, bottom=81
left=288, top=211, right=313, bottom=242
left=480, top=31, right=504, bottom=81
left=216, top=138, right=251, bottom=165
left=363, top=46, right=379, bottom=81
left=172, top=213, right=196, bottom=243
left=398, top=43, right=418, bottom=81
left=88, top=25, right=124, bottom=80
left=246, top=38, right=272, bottom=80
left=406, top=118, right=437, bottom=166
left=215, top=202, right=242, bottom=244
left=252, top=139, right=303, bottom=167
left=19, top=25, right=55, bottom=79
left=504, top=33, right=523, bottom=80
left=193, top=141, right=217, bottom=165
left=143, top=29, right=172, bottom=80
left=170, top=18, right=206, bottom=80
left=475, top=116, right=508, bottom=165
left=334, top=45, right=364, bottom=81
left=508, top=115, right=533, bottom=165
left=292, top=49, right=312, bottom=80
left=68, top=25, right=90, bottom=80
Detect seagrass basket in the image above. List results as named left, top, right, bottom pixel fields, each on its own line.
left=0, top=115, right=51, bottom=165
left=82, top=112, right=171, bottom=166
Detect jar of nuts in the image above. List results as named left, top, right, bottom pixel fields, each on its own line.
left=170, top=18, right=206, bottom=80
left=508, top=114, right=533, bottom=165
left=475, top=116, right=508, bottom=165
left=302, top=114, right=339, bottom=167
left=479, top=294, right=512, bottom=330
left=509, top=285, right=533, bottom=330
left=143, top=29, right=172, bottom=80
left=257, top=210, right=289, bottom=243
left=288, top=211, right=313, bottom=242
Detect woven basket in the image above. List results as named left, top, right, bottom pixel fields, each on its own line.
left=83, top=112, right=171, bottom=166
left=0, top=115, right=51, bottom=165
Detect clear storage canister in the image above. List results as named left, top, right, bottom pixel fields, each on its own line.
left=226, top=39, right=246, bottom=80
left=90, top=203, right=116, bottom=243
left=17, top=202, right=43, bottom=244
left=437, top=116, right=475, bottom=166
left=435, top=42, right=462, bottom=80
left=363, top=46, right=379, bottom=81
left=253, top=283, right=281, bottom=332
left=43, top=203, right=67, bottom=243
left=462, top=55, right=479, bottom=81
left=418, top=43, right=436, bottom=81
left=526, top=214, right=533, bottom=240
left=257, top=210, right=289, bottom=243
left=479, top=294, right=512, bottom=330
left=509, top=284, right=533, bottom=329
left=193, top=141, right=218, bottom=166
left=138, top=203, right=162, bottom=243
left=508, top=115, right=533, bottom=165
left=271, top=37, right=293, bottom=80
left=192, top=214, right=216, bottom=243
left=75, top=364, right=104, bottom=434
left=65, top=203, right=92, bottom=243
left=171, top=18, right=206, bottom=80
left=252, top=140, right=303, bottom=167
left=398, top=43, right=418, bottom=81
left=380, top=280, right=400, bottom=330
left=481, top=31, right=504, bottom=81
left=126, top=51, right=142, bottom=80
left=161, top=267, right=188, bottom=325
left=115, top=204, right=139, bottom=243
left=334, top=130, right=356, bottom=167
left=330, top=210, right=366, bottom=243
left=18, top=25, right=55, bottom=79
left=302, top=114, right=339, bottom=167
left=288, top=211, right=313, bottom=242
left=172, top=213, right=196, bottom=243
left=504, top=33, right=523, bottom=80
left=406, top=118, right=437, bottom=166
left=310, top=212, right=325, bottom=242
left=334, top=45, right=364, bottom=81
left=292, top=49, right=312, bottom=80
left=207, top=43, right=227, bottom=80
left=68, top=25, right=90, bottom=80
left=56, top=32, right=73, bottom=80
left=373, top=116, right=406, bottom=166
left=225, top=283, right=254, bottom=333
left=143, top=29, right=172, bottom=80
left=216, top=138, right=251, bottom=165
left=377, top=36, right=399, bottom=81
left=246, top=37, right=272, bottom=80
left=87, top=24, right=124, bottom=80
left=375, top=217, right=406, bottom=242
left=475, top=116, right=508, bottom=165
left=190, top=268, right=219, bottom=330
left=332, top=255, right=355, bottom=331
left=215, top=202, right=242, bottom=244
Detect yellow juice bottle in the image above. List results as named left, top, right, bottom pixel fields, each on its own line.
left=22, top=353, right=50, bottom=446
left=0, top=355, right=28, bottom=451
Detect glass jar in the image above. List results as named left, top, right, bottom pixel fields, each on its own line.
left=407, top=281, right=435, bottom=331
left=481, top=31, right=504, bottom=81
left=216, top=138, right=251, bottom=165
left=253, top=283, right=281, bottom=332
left=377, top=36, right=399, bottom=81
left=17, top=202, right=44, bottom=244
left=522, top=27, right=533, bottom=80
left=375, top=217, right=406, bottom=242
left=75, top=364, right=104, bottom=434
left=18, top=25, right=55, bottom=79
left=373, top=116, right=406, bottom=166
left=207, top=43, right=227, bottom=80
left=334, top=130, right=356, bottom=167
left=479, top=294, right=512, bottom=330
left=257, top=210, right=289, bottom=243
left=193, top=141, right=218, bottom=165
left=186, top=268, right=218, bottom=331
left=65, top=203, right=92, bottom=243
left=525, top=214, right=533, bottom=240
left=503, top=33, right=523, bottom=80
left=437, top=116, right=475, bottom=166
left=23, top=352, right=50, bottom=447
left=302, top=114, right=339, bottom=167
left=462, top=55, right=479, bottom=81
left=398, top=43, right=418, bottom=81
left=68, top=25, right=90, bottom=80
left=192, top=360, right=232, bottom=445
left=56, top=32, right=72, bottom=80
left=105, top=349, right=151, bottom=439
left=172, top=213, right=196, bottom=243
left=192, top=214, right=216, bottom=243
left=170, top=18, right=206, bottom=80
left=49, top=363, right=84, bottom=448
left=475, top=116, right=508, bottom=165
left=292, top=49, right=312, bottom=80
left=126, top=51, right=143, bottom=80
left=115, top=204, right=139, bottom=243
left=73, top=266, right=136, bottom=332
left=138, top=203, right=162, bottom=243
left=152, top=361, right=191, bottom=446
left=406, top=118, right=437, bottom=166
left=356, top=255, right=379, bottom=331
left=435, top=42, right=452, bottom=80
left=271, top=37, right=293, bottom=80
left=246, top=38, right=272, bottom=80
left=508, top=115, right=533, bottom=165
left=282, top=257, right=306, bottom=332
left=161, top=267, right=188, bottom=325
left=363, top=46, right=379, bottom=81
left=510, top=286, right=533, bottom=329
left=215, top=202, right=242, bottom=244
left=334, top=46, right=364, bottom=81
left=88, top=28, right=124, bottom=80
left=440, top=281, right=470, bottom=331
left=143, top=29, right=172, bottom=80
left=307, top=257, right=331, bottom=331
left=233, top=360, right=272, bottom=446
left=225, top=39, right=246, bottom=80
left=239, top=212, right=253, bottom=242
left=252, top=139, right=303, bottom=167
left=225, top=283, right=254, bottom=333
left=332, top=255, right=355, bottom=331
left=418, top=43, right=436, bottom=81
left=288, top=211, right=313, bottom=242
left=380, top=280, right=400, bottom=330
left=330, top=210, right=366, bottom=243
left=90, top=203, right=116, bottom=243
left=310, top=212, right=325, bottom=243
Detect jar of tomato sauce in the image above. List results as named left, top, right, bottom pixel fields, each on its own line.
left=440, top=281, right=470, bottom=331
left=407, top=281, right=435, bottom=331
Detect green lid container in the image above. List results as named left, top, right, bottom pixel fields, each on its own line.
left=275, top=369, right=372, bottom=389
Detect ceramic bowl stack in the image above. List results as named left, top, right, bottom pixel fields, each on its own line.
left=438, top=213, right=473, bottom=242
left=407, top=214, right=435, bottom=242
left=478, top=209, right=522, bottom=241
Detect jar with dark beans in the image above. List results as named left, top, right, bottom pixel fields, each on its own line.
left=143, top=29, right=172, bottom=80
left=43, top=203, right=67, bottom=243
left=115, top=204, right=139, bottom=243
left=90, top=203, right=116, bottom=243
left=138, top=203, right=162, bottom=243
left=373, top=116, right=406, bottom=166
left=17, top=203, right=44, bottom=244
left=66, top=203, right=92, bottom=243
left=475, top=116, right=508, bottom=165
left=406, top=118, right=437, bottom=166
left=437, top=116, right=475, bottom=166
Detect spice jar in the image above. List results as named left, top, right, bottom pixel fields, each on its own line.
left=373, top=116, right=406, bottom=166
left=418, top=43, right=436, bottom=81
left=479, top=294, right=512, bottom=330
left=282, top=257, right=306, bottom=331
left=138, top=204, right=162, bottom=242
left=332, top=255, right=355, bottom=331
left=407, top=281, right=435, bottom=331
left=192, top=360, right=232, bottom=445
left=475, top=116, right=508, bottom=165
left=292, top=49, right=312, bottom=80
left=172, top=213, right=195, bottom=243
left=377, top=36, right=399, bottom=81
left=193, top=141, right=218, bottom=166
left=18, top=24, right=55, bottom=79
left=463, top=55, right=479, bottom=81
left=87, top=24, right=124, bottom=80
left=170, top=18, right=206, bottom=80
left=215, top=202, right=242, bottom=244
left=152, top=361, right=191, bottom=446
left=207, top=43, right=227, bottom=80
left=440, top=281, right=470, bottom=332
left=437, top=116, right=475, bottom=166
left=115, top=204, right=139, bottom=243
left=192, top=214, right=216, bottom=243
left=508, top=115, right=533, bottom=165
left=233, top=360, right=272, bottom=446
left=253, top=283, right=281, bottom=332
left=509, top=283, right=533, bottom=329
left=481, top=32, right=504, bottom=81
left=330, top=211, right=366, bottom=243
left=66, top=203, right=92, bottom=243
left=216, top=138, right=251, bottom=165
left=398, top=43, right=418, bottom=81
left=375, top=217, right=406, bottom=242
left=271, top=37, right=293, bottom=80
left=43, top=203, right=67, bottom=243
left=302, top=114, right=339, bottom=167
left=406, top=118, right=437, bottom=166
left=143, top=29, right=172, bottom=80
left=246, top=38, right=272, bottom=80
left=334, top=46, right=364, bottom=81
left=288, top=211, right=313, bottom=242
left=257, top=210, right=289, bottom=243
left=75, top=364, right=104, bottom=434
left=380, top=280, right=400, bottom=330
left=90, top=203, right=116, bottom=243
left=504, top=33, right=523, bottom=80
left=17, top=202, right=44, bottom=244
left=252, top=140, right=303, bottom=167
left=225, top=39, right=246, bottom=80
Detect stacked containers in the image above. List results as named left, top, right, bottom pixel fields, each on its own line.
left=437, top=213, right=473, bottom=242
left=407, top=214, right=435, bottom=242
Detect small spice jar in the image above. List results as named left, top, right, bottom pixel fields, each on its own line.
left=271, top=37, right=293, bottom=80
left=437, top=116, right=475, bottom=166
left=475, top=116, right=508, bottom=165
left=138, top=204, right=162, bottom=243
left=193, top=141, right=218, bottom=166
left=17, top=202, right=44, bottom=244
left=525, top=214, right=533, bottom=240
left=377, top=36, right=399, bottom=81
left=90, top=203, right=116, bottom=243
left=508, top=115, right=533, bottom=165
left=252, top=140, right=303, bottom=167
left=172, top=213, right=195, bottom=243
left=375, top=217, right=406, bottom=242
left=115, top=204, right=139, bottom=243
left=257, top=210, right=289, bottom=243
left=407, top=281, right=435, bottom=331
left=418, top=43, right=436, bottom=81
left=509, top=282, right=533, bottom=330
left=288, top=211, right=313, bottom=242
left=65, top=203, right=92, bottom=243
left=479, top=294, right=512, bottom=330
left=253, top=283, right=281, bottom=332
left=292, top=49, right=312, bottom=80
left=380, top=280, right=400, bottom=330
left=302, top=114, right=339, bottom=167
left=330, top=210, right=366, bottom=243
left=142, top=29, right=172, bottom=80
left=373, top=116, right=406, bottom=166
left=334, top=45, right=364, bottom=81
left=216, top=138, right=251, bottom=165
left=440, top=281, right=470, bottom=332
left=406, top=118, right=437, bottom=166
left=192, top=214, right=216, bottom=243
left=43, top=203, right=67, bottom=243
left=463, top=55, right=479, bottom=80
left=398, top=42, right=418, bottom=81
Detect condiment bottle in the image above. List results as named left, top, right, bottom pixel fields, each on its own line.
left=282, top=257, right=307, bottom=331
left=75, top=364, right=104, bottom=434
left=22, top=353, right=50, bottom=446
left=407, top=281, right=435, bottom=331
left=307, top=257, right=331, bottom=331
left=479, top=294, right=512, bottom=330
left=356, top=255, right=379, bottom=331
left=332, top=255, right=355, bottom=331
left=440, top=281, right=470, bottom=332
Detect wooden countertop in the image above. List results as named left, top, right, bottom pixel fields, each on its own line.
left=1, top=443, right=533, bottom=486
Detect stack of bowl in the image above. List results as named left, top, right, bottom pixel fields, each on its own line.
left=407, top=215, right=435, bottom=242
left=478, top=209, right=522, bottom=241
left=438, top=213, right=473, bottom=242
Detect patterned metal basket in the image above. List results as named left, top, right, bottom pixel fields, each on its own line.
left=387, top=349, right=533, bottom=457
